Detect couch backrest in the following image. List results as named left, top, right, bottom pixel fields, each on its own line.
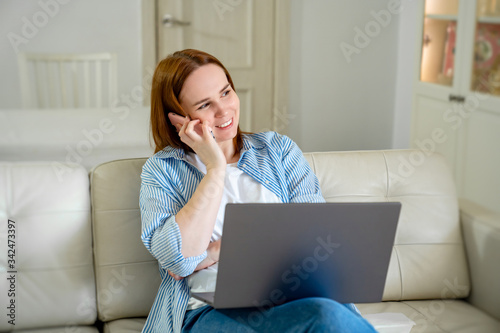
left=0, top=162, right=96, bottom=331
left=303, top=150, right=470, bottom=300
left=90, top=149, right=470, bottom=322
left=90, top=158, right=160, bottom=322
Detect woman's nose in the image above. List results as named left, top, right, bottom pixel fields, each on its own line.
left=214, top=103, right=228, bottom=117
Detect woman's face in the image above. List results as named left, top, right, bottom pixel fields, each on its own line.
left=179, top=64, right=240, bottom=145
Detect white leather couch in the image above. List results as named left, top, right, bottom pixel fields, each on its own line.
left=1, top=150, right=499, bottom=332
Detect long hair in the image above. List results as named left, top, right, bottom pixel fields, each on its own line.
left=150, top=49, right=244, bottom=153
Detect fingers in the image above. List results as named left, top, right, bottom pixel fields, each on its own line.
left=177, top=118, right=222, bottom=168
left=185, top=118, right=202, bottom=137
left=179, top=118, right=214, bottom=144
left=200, top=121, right=215, bottom=141
left=179, top=117, right=202, bottom=141
left=177, top=116, right=190, bottom=136
left=207, top=239, right=221, bottom=263
left=168, top=270, right=183, bottom=281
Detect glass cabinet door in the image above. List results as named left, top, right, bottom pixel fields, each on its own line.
left=471, top=0, right=500, bottom=96
left=419, top=0, right=459, bottom=86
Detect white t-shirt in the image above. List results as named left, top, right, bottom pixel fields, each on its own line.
left=185, top=153, right=281, bottom=310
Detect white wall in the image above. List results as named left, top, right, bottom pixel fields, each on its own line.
left=0, top=0, right=143, bottom=108
left=392, top=0, right=420, bottom=149
left=288, top=0, right=415, bottom=152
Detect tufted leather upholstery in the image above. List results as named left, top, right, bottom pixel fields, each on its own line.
left=0, top=162, right=97, bottom=332
left=90, top=158, right=160, bottom=322
left=89, top=150, right=499, bottom=332
left=303, top=151, right=470, bottom=302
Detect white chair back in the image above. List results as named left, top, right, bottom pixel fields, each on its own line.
left=18, top=52, right=117, bottom=108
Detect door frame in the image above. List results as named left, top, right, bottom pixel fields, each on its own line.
left=140, top=0, right=291, bottom=134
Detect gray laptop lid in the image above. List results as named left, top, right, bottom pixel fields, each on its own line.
left=192, top=202, right=401, bottom=309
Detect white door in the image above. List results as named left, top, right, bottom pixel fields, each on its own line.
left=155, top=0, right=276, bottom=133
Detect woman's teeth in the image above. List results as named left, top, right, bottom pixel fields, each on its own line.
left=217, top=119, right=232, bottom=128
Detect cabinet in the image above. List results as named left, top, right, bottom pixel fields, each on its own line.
left=411, top=0, right=500, bottom=213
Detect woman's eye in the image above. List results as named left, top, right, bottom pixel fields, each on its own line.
left=198, top=103, right=209, bottom=110
left=222, top=89, right=230, bottom=97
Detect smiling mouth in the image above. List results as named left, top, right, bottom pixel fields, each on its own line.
left=216, top=118, right=233, bottom=129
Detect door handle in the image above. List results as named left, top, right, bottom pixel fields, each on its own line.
left=449, top=94, right=465, bottom=103
left=162, top=14, right=191, bottom=27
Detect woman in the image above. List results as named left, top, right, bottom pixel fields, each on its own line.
left=140, top=49, right=376, bottom=333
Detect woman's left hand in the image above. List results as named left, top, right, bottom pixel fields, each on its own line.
left=168, top=270, right=184, bottom=281
left=167, top=239, right=221, bottom=281
left=195, top=239, right=221, bottom=272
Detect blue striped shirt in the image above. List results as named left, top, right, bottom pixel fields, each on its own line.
left=139, top=131, right=325, bottom=333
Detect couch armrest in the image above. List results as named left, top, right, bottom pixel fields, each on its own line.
left=460, top=198, right=500, bottom=321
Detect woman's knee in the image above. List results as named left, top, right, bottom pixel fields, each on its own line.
left=300, top=297, right=345, bottom=319
left=294, top=298, right=375, bottom=333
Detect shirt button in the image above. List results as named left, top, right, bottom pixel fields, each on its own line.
left=242, top=164, right=246, bottom=168
left=265, top=180, right=269, bottom=184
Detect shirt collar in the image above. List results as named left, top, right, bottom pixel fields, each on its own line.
left=154, top=145, right=185, bottom=160
left=241, top=133, right=265, bottom=152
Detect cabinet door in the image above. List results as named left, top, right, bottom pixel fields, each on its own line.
left=459, top=0, right=500, bottom=114
left=419, top=0, right=461, bottom=88
left=469, top=1, right=500, bottom=97
left=456, top=0, right=500, bottom=212
left=412, top=0, right=500, bottom=214
left=412, top=0, right=465, bottom=177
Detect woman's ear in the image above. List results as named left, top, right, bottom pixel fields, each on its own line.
left=168, top=112, right=186, bottom=131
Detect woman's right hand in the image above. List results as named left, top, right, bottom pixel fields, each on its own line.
left=176, top=115, right=226, bottom=171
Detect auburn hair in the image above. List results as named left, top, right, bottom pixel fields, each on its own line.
left=150, top=49, right=244, bottom=153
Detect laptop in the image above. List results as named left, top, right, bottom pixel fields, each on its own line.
left=191, top=202, right=401, bottom=309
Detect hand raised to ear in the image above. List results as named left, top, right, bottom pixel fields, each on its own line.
left=168, top=112, right=186, bottom=133
left=178, top=119, right=225, bottom=171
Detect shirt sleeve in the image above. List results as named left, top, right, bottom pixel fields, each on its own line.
left=278, top=134, right=326, bottom=204
left=139, top=157, right=207, bottom=277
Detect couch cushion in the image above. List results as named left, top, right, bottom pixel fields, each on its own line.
left=357, top=300, right=500, bottom=333
left=0, top=162, right=96, bottom=331
left=103, top=318, right=146, bottom=333
left=303, top=150, right=470, bottom=301
left=90, top=158, right=160, bottom=322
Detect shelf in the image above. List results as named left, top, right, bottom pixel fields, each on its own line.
left=425, top=14, right=458, bottom=21
left=477, top=15, right=500, bottom=24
